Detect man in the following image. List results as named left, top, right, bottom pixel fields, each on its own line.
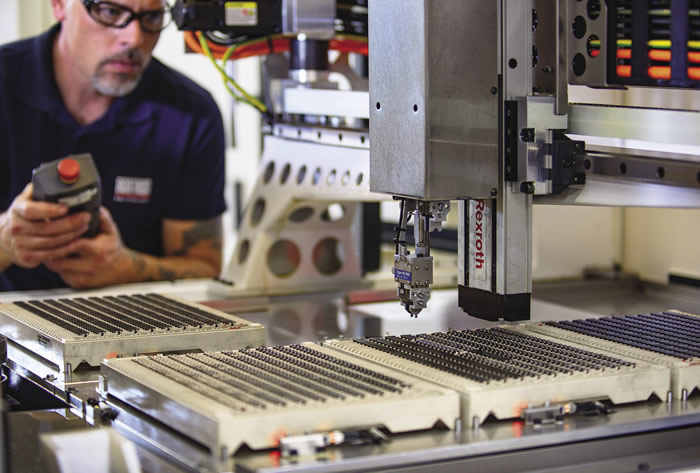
left=0, top=0, right=226, bottom=291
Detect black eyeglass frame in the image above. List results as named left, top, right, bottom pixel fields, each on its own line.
left=81, top=0, right=172, bottom=33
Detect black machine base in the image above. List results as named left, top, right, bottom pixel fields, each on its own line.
left=458, top=285, right=531, bottom=321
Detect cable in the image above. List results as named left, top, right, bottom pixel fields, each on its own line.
left=186, top=30, right=368, bottom=116
left=196, top=32, right=267, bottom=113
left=183, top=31, right=368, bottom=59
left=219, top=39, right=268, bottom=112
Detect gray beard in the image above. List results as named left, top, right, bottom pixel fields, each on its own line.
left=92, top=70, right=141, bottom=97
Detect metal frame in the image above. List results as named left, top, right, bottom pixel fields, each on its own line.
left=216, top=134, right=386, bottom=298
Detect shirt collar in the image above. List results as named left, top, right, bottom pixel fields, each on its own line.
left=18, top=23, right=155, bottom=129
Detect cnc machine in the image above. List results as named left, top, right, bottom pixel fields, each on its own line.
left=3, top=1, right=700, bottom=472
left=370, top=0, right=700, bottom=321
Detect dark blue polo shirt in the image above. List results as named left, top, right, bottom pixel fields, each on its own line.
left=0, top=24, right=227, bottom=291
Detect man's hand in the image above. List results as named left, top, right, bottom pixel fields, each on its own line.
left=0, top=183, right=91, bottom=271
left=44, top=207, right=133, bottom=288
left=45, top=208, right=223, bottom=289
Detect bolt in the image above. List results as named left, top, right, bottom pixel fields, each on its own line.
left=520, top=182, right=536, bottom=194
left=415, top=266, right=419, bottom=270
left=490, top=188, right=498, bottom=196
left=490, top=86, right=498, bottom=95
left=532, top=45, right=539, bottom=67
left=520, top=128, right=535, bottom=142
left=542, top=66, right=552, bottom=74
left=532, top=9, right=539, bottom=31
left=425, top=266, right=429, bottom=270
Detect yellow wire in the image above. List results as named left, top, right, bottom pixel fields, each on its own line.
left=196, top=32, right=250, bottom=106
left=196, top=32, right=367, bottom=113
left=197, top=32, right=267, bottom=113
left=220, top=42, right=268, bottom=112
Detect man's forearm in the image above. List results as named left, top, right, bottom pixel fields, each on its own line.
left=0, top=251, right=11, bottom=273
left=0, top=211, right=11, bottom=273
left=125, top=250, right=220, bottom=283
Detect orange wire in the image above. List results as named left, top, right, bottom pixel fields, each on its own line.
left=648, top=66, right=671, bottom=79
left=616, top=64, right=631, bottom=77
left=649, top=49, right=671, bottom=61
left=690, top=67, right=700, bottom=80
left=647, top=50, right=700, bottom=63
left=617, top=48, right=632, bottom=59
left=183, top=31, right=368, bottom=59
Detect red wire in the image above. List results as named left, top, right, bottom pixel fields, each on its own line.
left=183, top=32, right=368, bottom=59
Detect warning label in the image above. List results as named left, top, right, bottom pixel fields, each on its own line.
left=225, top=2, right=258, bottom=26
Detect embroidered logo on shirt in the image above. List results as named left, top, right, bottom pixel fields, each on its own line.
left=113, top=176, right=152, bottom=203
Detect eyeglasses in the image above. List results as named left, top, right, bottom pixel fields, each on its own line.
left=81, top=0, right=172, bottom=33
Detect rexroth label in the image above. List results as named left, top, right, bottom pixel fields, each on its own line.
left=468, top=199, right=492, bottom=290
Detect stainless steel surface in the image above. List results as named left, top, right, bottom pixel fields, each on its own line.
left=369, top=0, right=499, bottom=200
left=503, top=0, right=532, bottom=100
left=326, top=327, right=669, bottom=424
left=5, top=409, right=185, bottom=473
left=524, top=311, right=700, bottom=398
left=554, top=0, right=569, bottom=115
left=534, top=174, right=700, bottom=207
left=0, top=279, right=216, bottom=304
left=233, top=400, right=700, bottom=473
left=567, top=0, right=610, bottom=87
left=393, top=200, right=449, bottom=316
left=518, top=96, right=569, bottom=193
left=579, top=145, right=700, bottom=188
left=101, top=343, right=459, bottom=453
left=271, top=123, right=368, bottom=149
left=532, top=0, right=557, bottom=96
left=282, top=89, right=369, bottom=119
left=282, top=0, right=335, bottom=39
left=4, top=349, right=101, bottom=419
left=568, top=104, right=700, bottom=147
left=96, top=282, right=700, bottom=472
left=496, top=189, right=532, bottom=297
left=218, top=135, right=386, bottom=297
left=0, top=294, right=265, bottom=380
left=5, top=281, right=698, bottom=472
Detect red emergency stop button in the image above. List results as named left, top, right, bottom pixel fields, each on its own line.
left=57, top=158, right=80, bottom=184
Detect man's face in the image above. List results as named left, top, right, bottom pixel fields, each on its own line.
left=53, top=0, right=167, bottom=97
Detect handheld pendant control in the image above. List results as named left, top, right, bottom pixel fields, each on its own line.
left=32, top=154, right=102, bottom=237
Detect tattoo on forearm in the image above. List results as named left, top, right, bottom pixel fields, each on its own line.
left=130, top=252, right=146, bottom=275
left=173, top=218, right=222, bottom=256
left=158, top=266, right=177, bottom=281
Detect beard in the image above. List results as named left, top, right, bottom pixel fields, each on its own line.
left=92, top=49, right=148, bottom=97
